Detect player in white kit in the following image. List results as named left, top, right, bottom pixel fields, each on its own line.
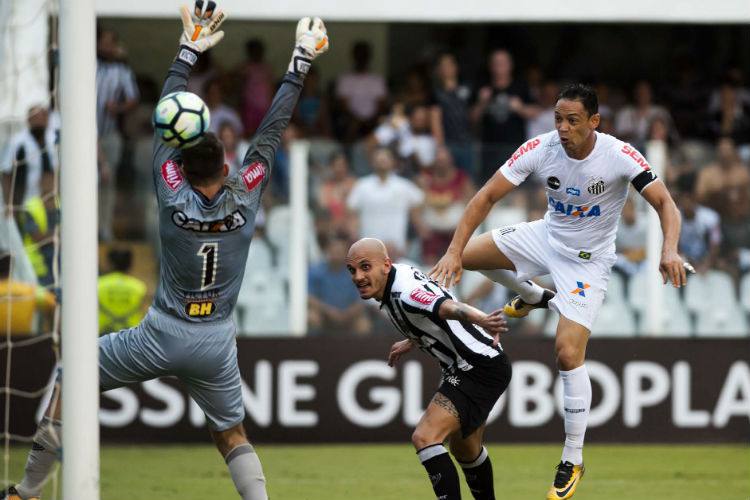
left=429, top=84, right=690, bottom=499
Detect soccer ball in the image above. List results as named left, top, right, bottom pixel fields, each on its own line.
left=153, top=91, right=210, bottom=148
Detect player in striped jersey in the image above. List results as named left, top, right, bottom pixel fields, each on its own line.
left=346, top=238, right=511, bottom=500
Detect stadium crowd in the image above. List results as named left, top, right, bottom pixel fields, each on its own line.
left=4, top=28, right=750, bottom=337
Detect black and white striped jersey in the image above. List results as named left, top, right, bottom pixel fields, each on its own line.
left=380, top=263, right=503, bottom=372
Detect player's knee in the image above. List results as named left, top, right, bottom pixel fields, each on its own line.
left=212, top=424, right=248, bottom=456
left=555, top=344, right=583, bottom=370
left=411, top=427, right=438, bottom=450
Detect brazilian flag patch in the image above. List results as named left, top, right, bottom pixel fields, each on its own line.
left=578, top=251, right=591, bottom=260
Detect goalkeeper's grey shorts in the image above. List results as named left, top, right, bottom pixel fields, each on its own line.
left=98, top=308, right=244, bottom=431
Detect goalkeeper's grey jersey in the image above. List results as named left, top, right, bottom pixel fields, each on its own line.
left=149, top=58, right=303, bottom=323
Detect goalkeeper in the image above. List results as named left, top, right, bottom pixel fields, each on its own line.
left=2, top=3, right=328, bottom=500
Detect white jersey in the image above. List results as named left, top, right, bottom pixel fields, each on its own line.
left=380, top=263, right=502, bottom=372
left=499, top=131, right=657, bottom=260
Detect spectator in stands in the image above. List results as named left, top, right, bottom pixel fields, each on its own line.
left=432, top=53, right=474, bottom=173
left=218, top=122, right=249, bottom=175
left=472, top=49, right=539, bottom=183
left=0, top=253, right=56, bottom=336
left=335, top=41, right=388, bottom=142
left=418, top=146, right=475, bottom=264
left=308, top=236, right=371, bottom=336
left=372, top=103, right=437, bottom=172
left=1, top=105, right=58, bottom=208
left=238, top=39, right=274, bottom=136
left=526, top=80, right=559, bottom=139
left=96, top=27, right=139, bottom=241
left=204, top=78, right=244, bottom=136
left=269, top=123, right=301, bottom=201
left=317, top=152, right=357, bottom=239
left=186, top=51, right=219, bottom=99
left=347, top=147, right=426, bottom=256
left=398, top=67, right=433, bottom=108
left=614, top=197, right=647, bottom=278
left=675, top=174, right=721, bottom=273
left=98, top=248, right=147, bottom=334
left=695, top=137, right=750, bottom=217
left=293, top=66, right=332, bottom=138
left=707, top=81, right=750, bottom=158
left=718, top=185, right=750, bottom=278
left=16, top=170, right=58, bottom=287
left=615, top=80, right=672, bottom=147
left=666, top=59, right=709, bottom=139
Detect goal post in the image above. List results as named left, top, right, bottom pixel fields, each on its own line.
left=59, top=0, right=99, bottom=497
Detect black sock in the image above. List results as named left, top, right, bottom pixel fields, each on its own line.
left=459, top=447, right=495, bottom=500
left=418, top=444, right=461, bottom=500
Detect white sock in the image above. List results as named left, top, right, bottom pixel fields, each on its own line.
left=226, top=443, right=268, bottom=500
left=478, top=269, right=544, bottom=304
left=16, top=416, right=61, bottom=499
left=560, top=365, right=591, bottom=466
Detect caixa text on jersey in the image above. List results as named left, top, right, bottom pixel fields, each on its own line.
left=548, top=197, right=602, bottom=217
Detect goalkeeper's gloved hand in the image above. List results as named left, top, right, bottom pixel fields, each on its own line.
left=288, top=17, right=329, bottom=76
left=177, top=1, right=227, bottom=67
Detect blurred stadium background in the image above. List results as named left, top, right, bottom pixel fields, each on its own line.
left=0, top=0, right=748, bottom=498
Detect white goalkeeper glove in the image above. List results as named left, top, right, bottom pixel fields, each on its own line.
left=177, top=1, right=227, bottom=67
left=288, top=17, right=329, bottom=76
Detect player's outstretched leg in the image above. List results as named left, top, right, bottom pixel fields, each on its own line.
left=450, top=426, right=495, bottom=500
left=412, top=393, right=463, bottom=500
left=211, top=425, right=268, bottom=500
left=547, top=317, right=590, bottom=500
left=2, top=384, right=62, bottom=500
left=461, top=232, right=554, bottom=318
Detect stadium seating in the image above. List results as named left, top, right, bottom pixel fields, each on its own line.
left=266, top=204, right=323, bottom=278
left=738, top=273, right=750, bottom=313
left=684, top=270, right=737, bottom=313
left=592, top=301, right=638, bottom=336
left=636, top=299, right=694, bottom=336
left=694, top=303, right=748, bottom=337
left=604, top=272, right=627, bottom=307
left=235, top=267, right=289, bottom=335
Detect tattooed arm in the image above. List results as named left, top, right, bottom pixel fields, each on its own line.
left=437, top=300, right=508, bottom=345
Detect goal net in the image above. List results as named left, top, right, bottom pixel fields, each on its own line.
left=0, top=0, right=62, bottom=497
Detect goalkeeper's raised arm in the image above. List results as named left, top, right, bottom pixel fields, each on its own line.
left=239, top=17, right=329, bottom=180
left=151, top=2, right=227, bottom=194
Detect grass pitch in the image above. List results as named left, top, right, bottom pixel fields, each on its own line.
left=9, top=443, right=749, bottom=499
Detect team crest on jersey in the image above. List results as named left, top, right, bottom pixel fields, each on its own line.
left=161, top=160, right=184, bottom=191
left=587, top=176, right=606, bottom=195
left=547, top=176, right=561, bottom=190
left=242, top=162, right=266, bottom=191
left=410, top=289, right=438, bottom=306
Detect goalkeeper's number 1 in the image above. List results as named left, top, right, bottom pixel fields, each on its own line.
left=198, top=242, right=219, bottom=290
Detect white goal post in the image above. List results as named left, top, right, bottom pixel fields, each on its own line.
left=59, top=0, right=99, bottom=498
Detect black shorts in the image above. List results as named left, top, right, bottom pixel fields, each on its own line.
left=437, top=353, right=512, bottom=438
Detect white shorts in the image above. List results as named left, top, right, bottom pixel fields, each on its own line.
left=491, top=220, right=616, bottom=331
